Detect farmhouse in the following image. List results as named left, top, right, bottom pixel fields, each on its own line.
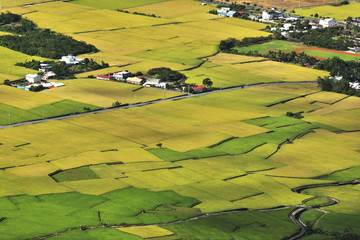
left=226, top=11, right=237, bottom=17
left=60, top=54, right=83, bottom=65
left=26, top=74, right=42, bottom=83
left=113, top=71, right=131, bottom=80
left=192, top=85, right=205, bottom=93
left=349, top=81, right=360, bottom=90
left=97, top=74, right=111, bottom=80
left=143, top=78, right=166, bottom=88
left=319, top=18, right=337, bottom=28
left=126, top=76, right=145, bottom=85
left=262, top=10, right=283, bottom=21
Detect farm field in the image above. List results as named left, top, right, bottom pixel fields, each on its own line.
left=0, top=83, right=359, bottom=239
left=0, top=0, right=359, bottom=239
left=294, top=2, right=360, bottom=20
left=0, top=47, right=43, bottom=83
left=217, top=0, right=338, bottom=9
left=0, top=78, right=184, bottom=125
left=235, top=40, right=305, bottom=55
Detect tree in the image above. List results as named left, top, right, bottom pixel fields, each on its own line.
left=314, top=13, right=319, bottom=18
left=147, top=67, right=187, bottom=82
left=156, top=143, right=162, bottom=148
left=202, top=78, right=213, bottom=88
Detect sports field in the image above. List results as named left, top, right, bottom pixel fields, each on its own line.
left=296, top=48, right=360, bottom=61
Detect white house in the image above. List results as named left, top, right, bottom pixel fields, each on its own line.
left=143, top=78, right=166, bottom=88
left=319, top=18, right=337, bottom=28
left=348, top=47, right=360, bottom=53
left=262, top=11, right=283, bottom=21
left=329, top=75, right=343, bottom=81
left=26, top=74, right=42, bottom=83
left=226, top=11, right=237, bottom=17
left=59, top=55, right=83, bottom=65
left=282, top=23, right=293, bottom=30
left=349, top=81, right=360, bottom=90
left=113, top=71, right=131, bottom=80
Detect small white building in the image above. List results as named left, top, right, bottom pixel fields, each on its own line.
left=262, top=11, right=283, bottom=21
left=319, top=18, right=337, bottom=28
left=26, top=74, right=42, bottom=83
left=143, top=78, right=166, bottom=88
left=283, top=23, right=293, bottom=30
left=348, top=47, right=360, bottom=53
left=59, top=55, right=83, bottom=65
left=113, top=71, right=131, bottom=80
left=350, top=81, right=360, bottom=90
left=218, top=7, right=230, bottom=14
left=329, top=75, right=343, bottom=81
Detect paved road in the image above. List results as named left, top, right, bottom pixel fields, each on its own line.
left=0, top=81, right=316, bottom=130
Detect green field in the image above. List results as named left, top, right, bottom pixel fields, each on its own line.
left=235, top=40, right=304, bottom=55
left=302, top=50, right=360, bottom=61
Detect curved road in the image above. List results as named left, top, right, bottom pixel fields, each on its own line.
left=0, top=81, right=316, bottom=130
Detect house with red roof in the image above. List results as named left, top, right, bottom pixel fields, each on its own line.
left=191, top=85, right=205, bottom=93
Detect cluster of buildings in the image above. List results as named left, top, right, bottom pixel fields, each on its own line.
left=96, top=71, right=167, bottom=88
left=12, top=54, right=82, bottom=91
left=330, top=75, right=360, bottom=90
left=12, top=74, right=65, bottom=91
left=217, top=7, right=243, bottom=18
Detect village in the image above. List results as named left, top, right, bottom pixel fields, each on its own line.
left=8, top=54, right=209, bottom=94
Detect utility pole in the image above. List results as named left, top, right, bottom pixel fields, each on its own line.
left=8, top=113, right=11, bottom=125
left=163, top=86, right=166, bottom=100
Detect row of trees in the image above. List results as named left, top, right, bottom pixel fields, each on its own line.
left=316, top=57, right=360, bottom=96
left=219, top=36, right=274, bottom=51
left=219, top=37, right=319, bottom=67
left=290, top=28, right=353, bottom=51
left=0, top=12, right=98, bottom=59
left=148, top=67, right=187, bottom=83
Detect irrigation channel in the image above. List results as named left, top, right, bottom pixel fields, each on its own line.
left=27, top=180, right=360, bottom=240
left=0, top=81, right=317, bottom=130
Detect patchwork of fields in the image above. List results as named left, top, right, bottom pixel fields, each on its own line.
left=0, top=0, right=359, bottom=239
left=0, top=82, right=359, bottom=239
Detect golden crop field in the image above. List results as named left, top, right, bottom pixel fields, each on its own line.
left=295, top=2, right=360, bottom=20
left=43, top=79, right=183, bottom=107
left=0, top=0, right=359, bottom=238
left=0, top=47, right=43, bottom=83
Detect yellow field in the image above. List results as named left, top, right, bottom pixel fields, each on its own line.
left=0, top=47, right=44, bottom=83
left=206, top=53, right=266, bottom=65
left=118, top=226, right=174, bottom=239
left=43, top=79, right=182, bottom=107
left=295, top=2, right=360, bottom=20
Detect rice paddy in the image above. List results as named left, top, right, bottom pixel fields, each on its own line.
left=294, top=2, right=360, bottom=20
left=0, top=0, right=359, bottom=239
